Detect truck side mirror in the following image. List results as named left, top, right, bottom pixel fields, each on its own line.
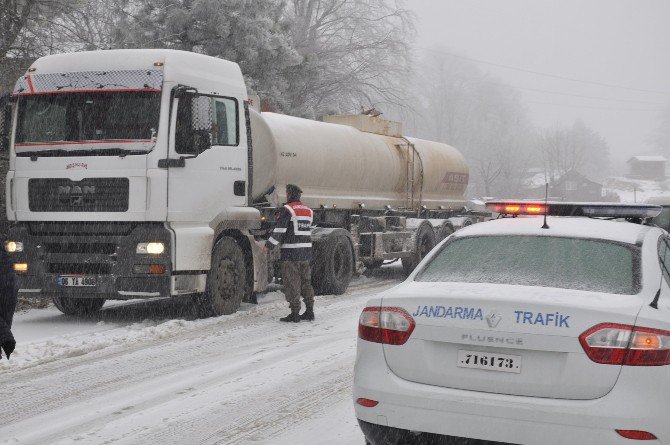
left=190, top=96, right=212, bottom=154
left=192, top=129, right=211, bottom=154
left=0, top=93, right=12, bottom=153
left=175, top=93, right=212, bottom=155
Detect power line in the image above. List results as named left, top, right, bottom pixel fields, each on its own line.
left=525, top=100, right=664, bottom=112
left=479, top=79, right=670, bottom=105
left=419, top=46, right=670, bottom=95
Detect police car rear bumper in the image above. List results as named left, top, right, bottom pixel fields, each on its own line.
left=358, top=419, right=508, bottom=445
left=353, top=340, right=670, bottom=445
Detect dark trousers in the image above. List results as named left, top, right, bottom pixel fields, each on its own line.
left=281, top=261, right=315, bottom=312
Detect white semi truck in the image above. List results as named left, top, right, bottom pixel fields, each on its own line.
left=0, top=49, right=479, bottom=316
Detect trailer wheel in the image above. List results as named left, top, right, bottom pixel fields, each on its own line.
left=313, top=234, right=353, bottom=295
left=437, top=223, right=455, bottom=242
left=402, top=223, right=436, bottom=276
left=52, top=296, right=105, bottom=316
left=199, top=236, right=246, bottom=317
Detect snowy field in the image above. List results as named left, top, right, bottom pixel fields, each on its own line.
left=0, top=269, right=404, bottom=445
left=604, top=176, right=670, bottom=203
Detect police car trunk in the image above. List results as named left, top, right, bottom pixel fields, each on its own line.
left=373, top=203, right=659, bottom=400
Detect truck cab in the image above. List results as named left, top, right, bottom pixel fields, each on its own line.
left=1, top=49, right=265, bottom=315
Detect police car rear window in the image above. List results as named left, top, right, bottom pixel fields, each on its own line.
left=415, top=235, right=639, bottom=295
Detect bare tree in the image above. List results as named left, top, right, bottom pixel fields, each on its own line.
left=407, top=48, right=536, bottom=197
left=0, top=0, right=80, bottom=60
left=285, top=0, right=415, bottom=117
left=540, top=120, right=610, bottom=181
left=32, top=0, right=131, bottom=52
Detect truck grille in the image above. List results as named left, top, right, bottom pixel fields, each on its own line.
left=47, top=263, right=112, bottom=275
left=43, top=243, right=117, bottom=254
left=28, top=222, right=137, bottom=236
left=28, top=178, right=129, bottom=212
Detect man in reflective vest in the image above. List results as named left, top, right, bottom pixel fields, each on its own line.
left=264, top=184, right=316, bottom=322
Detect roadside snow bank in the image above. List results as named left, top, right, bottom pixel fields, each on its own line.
left=2, top=292, right=288, bottom=372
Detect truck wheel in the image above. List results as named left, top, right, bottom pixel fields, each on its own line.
left=52, top=296, right=105, bottom=316
left=402, top=223, right=436, bottom=276
left=313, top=234, right=353, bottom=295
left=437, top=223, right=454, bottom=242
left=199, top=236, right=246, bottom=317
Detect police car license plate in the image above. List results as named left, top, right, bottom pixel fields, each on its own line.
left=457, top=350, right=521, bottom=374
left=58, top=275, right=97, bottom=287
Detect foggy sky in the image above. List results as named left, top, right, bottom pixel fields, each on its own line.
left=408, top=0, right=670, bottom=174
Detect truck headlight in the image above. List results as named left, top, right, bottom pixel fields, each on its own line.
left=5, top=241, right=23, bottom=253
left=136, top=242, right=165, bottom=255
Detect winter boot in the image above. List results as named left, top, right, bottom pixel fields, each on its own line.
left=300, top=305, right=315, bottom=321
left=280, top=312, right=301, bottom=323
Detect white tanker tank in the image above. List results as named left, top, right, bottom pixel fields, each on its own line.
left=249, top=111, right=469, bottom=211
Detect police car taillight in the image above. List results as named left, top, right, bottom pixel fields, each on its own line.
left=616, top=430, right=658, bottom=440
left=486, top=201, right=662, bottom=219
left=579, top=323, right=670, bottom=366
left=358, top=307, right=415, bottom=345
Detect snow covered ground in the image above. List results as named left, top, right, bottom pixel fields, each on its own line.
left=603, top=176, right=670, bottom=203
left=0, top=269, right=404, bottom=445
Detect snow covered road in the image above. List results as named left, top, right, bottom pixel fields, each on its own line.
left=0, top=270, right=403, bottom=445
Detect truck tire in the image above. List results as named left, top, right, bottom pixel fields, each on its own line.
left=199, top=236, right=246, bottom=317
left=437, top=223, right=455, bottom=242
left=313, top=234, right=353, bottom=295
left=52, top=296, right=105, bottom=316
left=402, top=223, right=436, bottom=276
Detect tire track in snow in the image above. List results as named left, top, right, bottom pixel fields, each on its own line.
left=0, top=277, right=398, bottom=444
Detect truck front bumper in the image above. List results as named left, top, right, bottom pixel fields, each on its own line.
left=7, top=222, right=172, bottom=299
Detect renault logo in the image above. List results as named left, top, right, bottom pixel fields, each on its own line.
left=486, top=310, right=502, bottom=328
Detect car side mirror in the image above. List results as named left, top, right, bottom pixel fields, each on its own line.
left=0, top=93, right=12, bottom=153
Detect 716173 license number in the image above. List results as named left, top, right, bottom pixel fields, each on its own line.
left=457, top=350, right=521, bottom=374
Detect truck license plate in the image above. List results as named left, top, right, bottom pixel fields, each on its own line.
left=457, top=350, right=521, bottom=374
left=58, top=275, right=97, bottom=287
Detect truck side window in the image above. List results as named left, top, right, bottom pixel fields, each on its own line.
left=212, top=98, right=238, bottom=146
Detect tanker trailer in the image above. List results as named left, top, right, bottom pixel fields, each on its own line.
left=250, top=110, right=478, bottom=294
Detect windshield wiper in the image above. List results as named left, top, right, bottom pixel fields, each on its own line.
left=17, top=148, right=150, bottom=158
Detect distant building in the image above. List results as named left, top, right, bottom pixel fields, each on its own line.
left=550, top=170, right=603, bottom=202
left=519, top=168, right=550, bottom=199
left=627, top=156, right=667, bottom=180
left=520, top=169, right=606, bottom=202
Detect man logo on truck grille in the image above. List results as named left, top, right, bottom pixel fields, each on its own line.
left=58, top=185, right=95, bottom=206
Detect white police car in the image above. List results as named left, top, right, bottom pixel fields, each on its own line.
left=354, top=202, right=670, bottom=445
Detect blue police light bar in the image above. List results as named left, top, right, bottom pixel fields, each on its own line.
left=485, top=201, right=662, bottom=219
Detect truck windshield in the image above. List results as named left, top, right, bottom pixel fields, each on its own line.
left=415, top=235, right=639, bottom=295
left=15, top=91, right=161, bottom=153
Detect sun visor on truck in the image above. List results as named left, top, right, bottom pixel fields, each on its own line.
left=13, top=70, right=163, bottom=95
